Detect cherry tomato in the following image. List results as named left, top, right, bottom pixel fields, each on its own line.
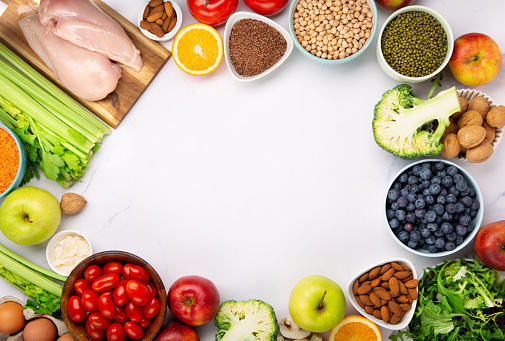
left=86, top=319, right=105, bottom=341
left=128, top=265, right=150, bottom=284
left=107, top=323, right=126, bottom=341
left=121, top=263, right=134, bottom=280
left=243, top=0, right=288, bottom=16
left=103, top=261, right=123, bottom=275
left=126, top=280, right=151, bottom=306
left=101, top=290, right=113, bottom=299
left=138, top=317, right=150, bottom=329
left=74, top=279, right=91, bottom=296
left=88, top=311, right=111, bottom=330
left=92, top=273, right=121, bottom=292
left=99, top=294, right=117, bottom=320
left=143, top=297, right=159, bottom=319
left=113, top=306, right=129, bottom=325
left=125, top=301, right=143, bottom=323
left=124, top=322, right=143, bottom=340
left=113, top=280, right=129, bottom=306
left=67, top=295, right=87, bottom=322
left=187, top=0, right=238, bottom=26
left=81, top=289, right=99, bottom=313
left=146, top=282, right=157, bottom=297
left=84, top=265, right=103, bottom=283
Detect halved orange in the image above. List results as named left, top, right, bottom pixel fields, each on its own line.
left=329, top=315, right=382, bottom=341
left=172, top=23, right=223, bottom=76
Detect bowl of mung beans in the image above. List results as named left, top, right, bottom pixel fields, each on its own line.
left=376, top=5, right=454, bottom=83
left=0, top=121, right=27, bottom=199
left=289, top=0, right=378, bottom=64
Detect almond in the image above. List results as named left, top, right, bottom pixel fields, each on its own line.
left=369, top=266, right=381, bottom=280
left=399, top=303, right=412, bottom=311
left=395, top=295, right=409, bottom=304
left=381, top=268, right=395, bottom=281
left=149, top=0, right=163, bottom=6
left=352, top=280, right=359, bottom=295
left=373, top=287, right=391, bottom=300
left=358, top=272, right=369, bottom=282
left=60, top=193, right=87, bottom=214
left=373, top=309, right=382, bottom=320
left=357, top=284, right=372, bottom=295
left=389, top=277, right=400, bottom=297
left=404, top=279, right=419, bottom=288
left=381, top=306, right=390, bottom=323
left=167, top=16, right=177, bottom=32
left=370, top=277, right=381, bottom=287
left=149, top=23, right=165, bottom=38
left=147, top=11, right=164, bottom=23
left=358, top=294, right=373, bottom=306
left=140, top=20, right=152, bottom=30
left=393, top=271, right=411, bottom=280
left=355, top=295, right=365, bottom=308
left=398, top=280, right=408, bottom=295
left=388, top=300, right=402, bottom=316
left=150, top=4, right=165, bottom=14
left=380, top=263, right=392, bottom=275
left=365, top=305, right=374, bottom=314
left=408, top=288, right=418, bottom=300
left=369, top=292, right=381, bottom=307
left=164, top=1, right=174, bottom=18
left=389, top=311, right=405, bottom=325
left=458, top=125, right=486, bottom=149
left=143, top=4, right=151, bottom=20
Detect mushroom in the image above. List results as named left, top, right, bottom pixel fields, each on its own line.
left=310, top=334, right=323, bottom=341
left=279, top=316, right=311, bottom=340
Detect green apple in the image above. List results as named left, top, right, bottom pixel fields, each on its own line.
left=288, top=275, right=346, bottom=333
left=0, top=187, right=61, bottom=245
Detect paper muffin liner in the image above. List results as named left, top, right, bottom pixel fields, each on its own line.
left=0, top=296, right=68, bottom=341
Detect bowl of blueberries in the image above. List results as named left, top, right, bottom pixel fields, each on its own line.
left=385, top=159, right=483, bottom=257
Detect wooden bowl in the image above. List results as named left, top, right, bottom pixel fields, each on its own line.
left=61, top=251, right=167, bottom=341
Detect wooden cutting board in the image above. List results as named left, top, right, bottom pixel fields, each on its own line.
left=0, top=0, right=171, bottom=128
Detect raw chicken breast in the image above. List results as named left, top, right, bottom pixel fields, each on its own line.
left=39, top=0, right=143, bottom=71
left=19, top=14, right=122, bottom=101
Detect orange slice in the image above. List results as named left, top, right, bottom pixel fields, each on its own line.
left=329, top=315, right=382, bottom=341
left=172, top=23, right=223, bottom=76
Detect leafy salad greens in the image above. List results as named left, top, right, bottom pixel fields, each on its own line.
left=391, top=258, right=505, bottom=341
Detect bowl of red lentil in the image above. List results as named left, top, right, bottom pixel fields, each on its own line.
left=0, top=121, right=27, bottom=199
left=289, top=0, right=377, bottom=64
left=223, top=12, right=293, bottom=82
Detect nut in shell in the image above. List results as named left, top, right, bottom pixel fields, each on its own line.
left=60, top=193, right=87, bottom=214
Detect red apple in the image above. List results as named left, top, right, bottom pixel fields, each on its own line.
left=448, top=33, right=502, bottom=86
left=154, top=322, right=199, bottom=341
left=375, top=0, right=416, bottom=11
left=167, top=275, right=220, bottom=326
left=474, top=220, right=505, bottom=271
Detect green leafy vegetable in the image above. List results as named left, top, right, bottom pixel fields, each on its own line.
left=0, top=243, right=65, bottom=316
left=390, top=258, right=505, bottom=341
left=0, top=42, right=110, bottom=187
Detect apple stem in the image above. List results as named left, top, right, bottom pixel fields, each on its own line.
left=318, top=290, right=327, bottom=309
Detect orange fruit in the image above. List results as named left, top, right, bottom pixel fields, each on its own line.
left=329, top=315, right=382, bottom=341
left=172, top=23, right=223, bottom=76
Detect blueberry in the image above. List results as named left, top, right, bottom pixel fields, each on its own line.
left=415, top=198, right=426, bottom=209
left=397, top=231, right=409, bottom=243
left=446, top=232, right=457, bottom=241
left=445, top=241, right=456, bottom=251
left=406, top=212, right=416, bottom=223
left=442, top=176, right=453, bottom=188
left=470, top=210, right=478, bottom=218
left=441, top=222, right=453, bottom=234
left=422, top=162, right=432, bottom=169
left=469, top=187, right=476, bottom=197
left=434, top=162, right=445, bottom=171
left=420, top=168, right=432, bottom=180
left=421, top=228, right=432, bottom=238
left=442, top=212, right=453, bottom=222
left=401, top=188, right=410, bottom=197
left=389, top=219, right=400, bottom=229
left=464, top=207, right=471, bottom=215
left=425, top=235, right=435, bottom=244
left=467, top=221, right=475, bottom=233
left=423, top=188, right=431, bottom=196
left=392, top=182, right=402, bottom=190
left=399, top=173, right=409, bottom=183
left=436, top=170, right=447, bottom=178
left=471, top=201, right=480, bottom=211
left=437, top=196, right=446, bottom=205
left=431, top=176, right=442, bottom=185
left=387, top=189, right=401, bottom=201
left=459, top=214, right=471, bottom=226
left=446, top=203, right=457, bottom=214
left=427, top=245, right=439, bottom=253
left=456, top=224, right=468, bottom=236
left=440, top=187, right=448, bottom=197
left=456, top=235, right=465, bottom=245
left=435, top=216, right=443, bottom=225
left=456, top=179, right=468, bottom=191
left=397, top=197, right=408, bottom=208
left=448, top=186, right=459, bottom=196
left=414, top=208, right=426, bottom=219
left=434, top=229, right=445, bottom=237
left=410, top=230, right=422, bottom=242
left=412, top=165, right=422, bottom=176
left=455, top=202, right=465, bottom=213
left=408, top=176, right=419, bottom=185
left=391, top=202, right=399, bottom=211
left=453, top=174, right=464, bottom=182
left=421, top=179, right=431, bottom=189
left=427, top=223, right=438, bottom=232
left=429, top=183, right=442, bottom=195
left=435, top=237, right=446, bottom=249
left=407, top=192, right=417, bottom=202
left=395, top=210, right=406, bottom=221
left=406, top=202, right=416, bottom=212
left=407, top=240, right=418, bottom=249
left=460, top=187, right=470, bottom=196
left=433, top=204, right=445, bottom=216
left=404, top=223, right=414, bottom=233
left=447, top=165, right=458, bottom=176
left=386, top=209, right=396, bottom=220
left=446, top=194, right=457, bottom=204
left=425, top=210, right=437, bottom=222
left=425, top=195, right=435, bottom=205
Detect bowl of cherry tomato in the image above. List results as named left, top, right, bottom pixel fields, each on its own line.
left=61, top=251, right=167, bottom=341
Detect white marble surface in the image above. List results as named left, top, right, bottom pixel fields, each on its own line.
left=1, top=0, right=505, bottom=339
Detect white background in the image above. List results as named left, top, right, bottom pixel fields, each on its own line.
left=1, top=0, right=505, bottom=340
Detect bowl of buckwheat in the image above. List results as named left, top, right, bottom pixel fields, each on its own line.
left=289, top=0, right=377, bottom=64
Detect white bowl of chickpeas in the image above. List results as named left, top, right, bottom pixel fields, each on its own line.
left=289, top=0, right=377, bottom=64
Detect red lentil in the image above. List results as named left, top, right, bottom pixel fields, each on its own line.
left=0, top=128, right=19, bottom=194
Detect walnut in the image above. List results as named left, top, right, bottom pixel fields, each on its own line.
left=457, top=110, right=483, bottom=129
left=483, top=121, right=496, bottom=144
left=440, top=133, right=460, bottom=158
left=486, top=105, right=505, bottom=129
left=466, top=141, right=494, bottom=163
left=468, top=96, right=490, bottom=119
left=60, top=193, right=87, bottom=214
left=452, top=96, right=469, bottom=120
left=457, top=126, right=486, bottom=149
left=443, top=118, right=458, bottom=136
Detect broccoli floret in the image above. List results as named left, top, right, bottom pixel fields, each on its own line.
left=372, top=83, right=461, bottom=160
left=214, top=299, right=279, bottom=341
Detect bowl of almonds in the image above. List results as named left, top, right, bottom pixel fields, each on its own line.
left=347, top=258, right=418, bottom=330
left=138, top=0, right=182, bottom=41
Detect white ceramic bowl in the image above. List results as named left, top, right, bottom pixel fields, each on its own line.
left=138, top=0, right=182, bottom=41
left=223, top=12, right=293, bottom=82
left=376, top=6, right=453, bottom=83
left=46, top=230, right=93, bottom=276
left=385, top=159, right=483, bottom=257
left=347, top=258, right=418, bottom=330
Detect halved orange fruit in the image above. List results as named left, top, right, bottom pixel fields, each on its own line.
left=329, top=315, right=382, bottom=341
left=172, top=23, right=223, bottom=76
